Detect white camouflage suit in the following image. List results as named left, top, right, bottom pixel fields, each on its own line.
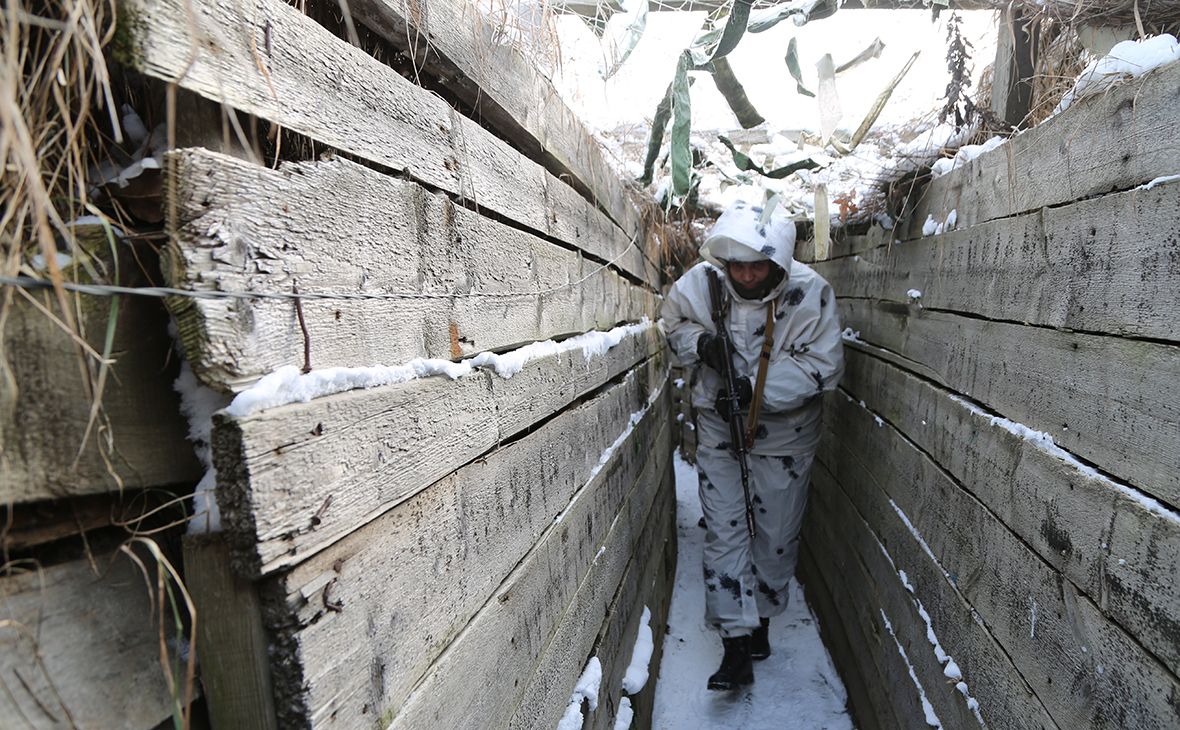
left=662, top=202, right=845, bottom=638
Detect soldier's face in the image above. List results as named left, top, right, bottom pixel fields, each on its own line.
left=728, top=260, right=771, bottom=289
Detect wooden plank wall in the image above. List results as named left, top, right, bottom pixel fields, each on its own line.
left=110, top=0, right=673, bottom=727
left=801, top=60, right=1180, bottom=730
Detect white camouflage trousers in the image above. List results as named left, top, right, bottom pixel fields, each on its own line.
left=696, top=445, right=814, bottom=638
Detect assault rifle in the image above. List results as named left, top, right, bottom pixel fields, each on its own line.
left=706, top=267, right=756, bottom=540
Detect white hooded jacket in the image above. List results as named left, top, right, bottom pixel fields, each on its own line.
left=662, top=202, right=845, bottom=455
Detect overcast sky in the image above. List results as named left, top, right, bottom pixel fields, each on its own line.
left=551, top=8, right=999, bottom=135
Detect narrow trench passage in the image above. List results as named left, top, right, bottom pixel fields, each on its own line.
left=651, top=450, right=856, bottom=729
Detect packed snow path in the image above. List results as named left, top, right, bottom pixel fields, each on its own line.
left=652, top=451, right=856, bottom=730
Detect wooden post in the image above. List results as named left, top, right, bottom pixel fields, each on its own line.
left=991, top=7, right=1039, bottom=129
left=183, top=534, right=279, bottom=730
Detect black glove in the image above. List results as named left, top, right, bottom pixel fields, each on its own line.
left=697, top=332, right=730, bottom=374
left=714, top=377, right=753, bottom=423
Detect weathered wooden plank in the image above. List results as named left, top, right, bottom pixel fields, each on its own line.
left=842, top=348, right=1180, bottom=676
left=837, top=298, right=1180, bottom=505
left=0, top=288, right=202, bottom=502
left=811, top=457, right=1059, bottom=730
left=0, top=549, right=178, bottom=729
left=816, top=178, right=1180, bottom=341
left=821, top=388, right=1180, bottom=729
left=118, top=0, right=651, bottom=284
left=257, top=366, right=669, bottom=728
left=344, top=0, right=643, bottom=243
left=213, top=324, right=660, bottom=578
left=797, top=542, right=886, bottom=730
left=595, top=492, right=677, bottom=730
left=183, top=534, right=278, bottom=730
left=165, top=149, right=655, bottom=392
left=800, top=505, right=903, bottom=730
left=540, top=462, right=675, bottom=730
left=898, top=60, right=1180, bottom=239
left=384, top=396, right=672, bottom=730
left=806, top=469, right=935, bottom=730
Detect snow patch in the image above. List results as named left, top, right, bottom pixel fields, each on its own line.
left=559, top=657, right=604, bottom=730
left=622, top=606, right=654, bottom=694
left=1055, top=34, right=1180, bottom=115
left=227, top=320, right=653, bottom=416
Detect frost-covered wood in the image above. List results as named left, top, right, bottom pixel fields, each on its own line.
left=0, top=289, right=201, bottom=502
left=166, top=149, right=655, bottom=392
left=251, top=358, right=666, bottom=728
left=802, top=490, right=919, bottom=730
left=809, top=461, right=1061, bottom=730
left=843, top=349, right=1180, bottom=675
left=384, top=392, right=671, bottom=730
left=837, top=299, right=1180, bottom=505
left=797, top=544, right=890, bottom=730
left=821, top=386, right=1180, bottom=730
left=899, top=60, right=1180, bottom=239
left=815, top=176, right=1180, bottom=341
left=345, top=0, right=644, bottom=242
left=0, top=550, right=177, bottom=729
left=119, top=0, right=652, bottom=284
left=510, top=463, right=673, bottom=730
left=214, top=324, right=659, bottom=578
left=581, top=500, right=674, bottom=730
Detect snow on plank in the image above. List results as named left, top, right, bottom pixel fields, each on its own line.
left=121, top=0, right=648, bottom=284
left=383, top=394, right=672, bottom=730
left=897, top=60, right=1180, bottom=239
left=510, top=461, right=674, bottom=730
left=836, top=299, right=1180, bottom=506
left=252, top=360, right=667, bottom=728
left=816, top=176, right=1180, bottom=341
left=344, top=0, right=644, bottom=244
left=841, top=349, right=1180, bottom=675
left=807, top=468, right=975, bottom=730
left=213, top=323, right=660, bottom=578
left=797, top=543, right=902, bottom=730
left=166, top=150, right=654, bottom=393
left=819, top=391, right=1180, bottom=730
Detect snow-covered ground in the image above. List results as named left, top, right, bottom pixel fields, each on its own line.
left=651, top=450, right=855, bottom=730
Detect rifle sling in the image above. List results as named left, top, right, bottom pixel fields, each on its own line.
left=744, top=301, right=776, bottom=447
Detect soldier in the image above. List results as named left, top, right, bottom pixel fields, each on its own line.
left=662, top=201, right=845, bottom=690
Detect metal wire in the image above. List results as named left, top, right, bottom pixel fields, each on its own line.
left=4, top=236, right=642, bottom=302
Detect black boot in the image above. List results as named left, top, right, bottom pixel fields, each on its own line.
left=707, top=636, right=754, bottom=691
left=751, top=617, right=771, bottom=660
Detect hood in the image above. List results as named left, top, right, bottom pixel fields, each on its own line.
left=699, top=201, right=797, bottom=302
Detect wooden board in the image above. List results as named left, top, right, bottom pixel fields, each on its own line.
left=0, top=549, right=178, bottom=729
left=165, top=149, right=656, bottom=392
left=801, top=501, right=908, bottom=730
left=522, top=464, right=675, bottom=730
left=898, top=60, right=1180, bottom=239
left=1, top=286, right=202, bottom=503
left=590, top=492, right=677, bottom=730
left=119, top=0, right=653, bottom=285
left=810, top=459, right=1060, bottom=730
left=383, top=399, right=672, bottom=730
left=254, top=370, right=669, bottom=728
left=797, top=542, right=885, bottom=730
left=343, top=0, right=643, bottom=242
left=213, top=324, right=660, bottom=578
left=841, top=348, right=1180, bottom=675
left=837, top=299, right=1180, bottom=505
left=816, top=178, right=1180, bottom=341
left=183, top=534, right=278, bottom=730
left=820, top=389, right=1180, bottom=729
